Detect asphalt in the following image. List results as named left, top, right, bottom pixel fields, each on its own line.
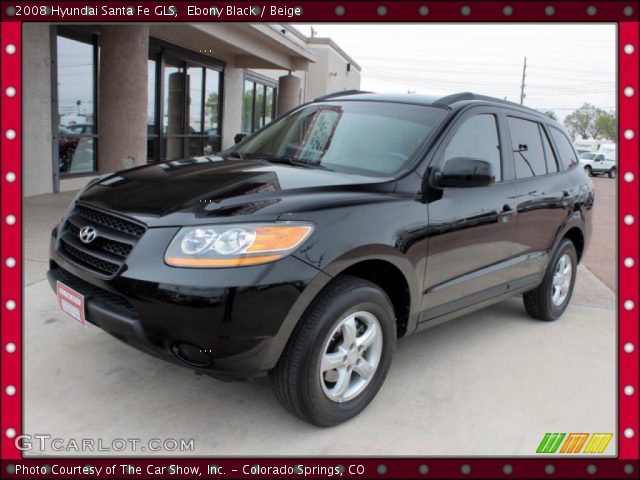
left=22, top=186, right=617, bottom=456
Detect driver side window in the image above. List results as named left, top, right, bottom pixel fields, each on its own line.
left=444, top=114, right=502, bottom=182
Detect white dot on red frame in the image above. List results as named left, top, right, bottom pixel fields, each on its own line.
left=624, top=428, right=635, bottom=438
left=624, top=44, right=635, bottom=55
left=624, top=129, right=635, bottom=140
left=624, top=300, right=635, bottom=311
left=5, top=342, right=16, bottom=353
left=5, top=385, right=16, bottom=396
left=5, top=44, right=16, bottom=55
left=5, top=129, right=16, bottom=140
left=624, top=385, right=635, bottom=396
left=624, top=172, right=635, bottom=182
left=5, top=215, right=16, bottom=225
left=624, top=343, right=635, bottom=353
left=624, top=215, right=635, bottom=225
left=6, top=257, right=16, bottom=268
left=624, top=257, right=635, bottom=268
left=5, top=86, right=15, bottom=97
left=5, top=172, right=16, bottom=183
left=624, top=87, right=635, bottom=97
left=5, top=428, right=16, bottom=439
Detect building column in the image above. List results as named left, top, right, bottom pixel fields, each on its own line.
left=221, top=67, right=244, bottom=150
left=98, top=25, right=149, bottom=174
left=277, top=74, right=301, bottom=117
left=23, top=24, right=53, bottom=195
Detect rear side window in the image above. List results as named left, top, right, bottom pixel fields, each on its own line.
left=508, top=117, right=546, bottom=179
left=444, top=114, right=502, bottom=182
left=541, top=127, right=559, bottom=173
left=550, top=127, right=579, bottom=169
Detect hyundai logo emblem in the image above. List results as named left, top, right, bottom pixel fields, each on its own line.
left=79, top=226, right=98, bottom=244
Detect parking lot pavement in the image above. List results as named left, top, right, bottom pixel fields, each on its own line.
left=22, top=191, right=616, bottom=456
left=582, top=176, right=616, bottom=291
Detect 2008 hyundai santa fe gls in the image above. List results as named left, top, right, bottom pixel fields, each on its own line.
left=49, top=92, right=593, bottom=426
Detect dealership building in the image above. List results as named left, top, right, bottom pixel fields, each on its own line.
left=22, top=23, right=361, bottom=196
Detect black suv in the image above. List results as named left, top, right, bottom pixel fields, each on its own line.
left=48, top=92, right=593, bottom=426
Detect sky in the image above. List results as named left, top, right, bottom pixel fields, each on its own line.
left=293, top=24, right=616, bottom=122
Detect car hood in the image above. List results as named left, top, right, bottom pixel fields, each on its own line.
left=78, top=157, right=396, bottom=227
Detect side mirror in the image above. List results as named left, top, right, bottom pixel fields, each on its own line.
left=436, top=157, right=494, bottom=188
left=234, top=133, right=247, bottom=144
left=595, top=155, right=603, bottom=162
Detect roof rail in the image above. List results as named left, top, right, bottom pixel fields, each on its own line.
left=434, top=92, right=544, bottom=116
left=314, top=90, right=370, bottom=102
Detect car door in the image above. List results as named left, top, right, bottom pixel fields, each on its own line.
left=420, top=108, right=519, bottom=321
left=508, top=116, right=576, bottom=280
left=593, top=154, right=605, bottom=172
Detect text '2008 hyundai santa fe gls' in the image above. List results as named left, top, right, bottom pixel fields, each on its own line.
left=49, top=92, right=593, bottom=426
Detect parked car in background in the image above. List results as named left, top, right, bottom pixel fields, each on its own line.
left=48, top=92, right=593, bottom=426
left=580, top=151, right=616, bottom=178
left=58, top=126, right=80, bottom=173
left=66, top=124, right=95, bottom=135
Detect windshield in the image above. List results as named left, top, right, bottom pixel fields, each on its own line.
left=236, top=101, right=447, bottom=176
left=579, top=153, right=596, bottom=160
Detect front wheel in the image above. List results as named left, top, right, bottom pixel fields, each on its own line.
left=609, top=167, right=616, bottom=179
left=584, top=165, right=593, bottom=176
left=523, top=239, right=577, bottom=321
left=272, top=276, right=396, bottom=427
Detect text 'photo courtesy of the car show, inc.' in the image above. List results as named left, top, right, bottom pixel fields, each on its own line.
left=0, top=1, right=638, bottom=480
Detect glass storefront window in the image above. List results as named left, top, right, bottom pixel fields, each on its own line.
left=147, top=58, right=158, bottom=162
left=187, top=66, right=203, bottom=134
left=242, top=80, right=254, bottom=134
left=56, top=34, right=97, bottom=174
left=265, top=87, right=274, bottom=127
left=163, top=59, right=185, bottom=160
left=204, top=69, right=221, bottom=154
left=242, top=78, right=277, bottom=134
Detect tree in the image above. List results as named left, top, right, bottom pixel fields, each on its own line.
left=587, top=108, right=608, bottom=139
left=563, top=103, right=596, bottom=140
left=594, top=110, right=617, bottom=142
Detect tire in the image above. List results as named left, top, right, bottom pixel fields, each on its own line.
left=584, top=165, right=592, bottom=176
left=272, top=275, right=396, bottom=427
left=608, top=167, right=616, bottom=179
left=523, top=239, right=577, bottom=321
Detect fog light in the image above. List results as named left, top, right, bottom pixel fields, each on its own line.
left=171, top=342, right=212, bottom=367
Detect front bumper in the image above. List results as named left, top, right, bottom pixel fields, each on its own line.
left=48, top=226, right=330, bottom=380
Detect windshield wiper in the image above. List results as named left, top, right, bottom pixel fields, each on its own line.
left=226, top=151, right=250, bottom=161
left=258, top=155, right=334, bottom=171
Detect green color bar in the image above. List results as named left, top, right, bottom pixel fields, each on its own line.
left=547, top=433, right=566, bottom=453
left=537, top=433, right=566, bottom=453
left=537, top=433, right=552, bottom=453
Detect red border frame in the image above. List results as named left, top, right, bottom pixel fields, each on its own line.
left=1, top=1, right=638, bottom=477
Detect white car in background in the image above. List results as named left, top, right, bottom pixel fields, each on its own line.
left=579, top=150, right=616, bottom=178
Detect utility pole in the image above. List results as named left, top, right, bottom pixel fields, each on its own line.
left=519, top=56, right=527, bottom=105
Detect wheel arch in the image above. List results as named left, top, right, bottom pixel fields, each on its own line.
left=262, top=246, right=420, bottom=370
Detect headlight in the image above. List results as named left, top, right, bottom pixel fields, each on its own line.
left=165, top=222, right=314, bottom=268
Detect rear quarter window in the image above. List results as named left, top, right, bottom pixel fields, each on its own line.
left=550, top=127, right=579, bottom=169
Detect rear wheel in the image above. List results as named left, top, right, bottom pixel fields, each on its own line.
left=523, top=239, right=577, bottom=321
left=584, top=165, right=592, bottom=176
left=608, top=167, right=616, bottom=179
left=272, top=275, right=396, bottom=427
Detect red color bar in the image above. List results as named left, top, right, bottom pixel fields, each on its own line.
left=0, top=20, right=22, bottom=460
left=618, top=21, right=639, bottom=461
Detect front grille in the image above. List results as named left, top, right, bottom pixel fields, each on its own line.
left=53, top=266, right=135, bottom=313
left=76, top=205, right=145, bottom=237
left=60, top=241, right=120, bottom=275
left=57, top=205, right=146, bottom=277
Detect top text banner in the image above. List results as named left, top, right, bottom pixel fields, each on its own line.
left=1, top=1, right=638, bottom=22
